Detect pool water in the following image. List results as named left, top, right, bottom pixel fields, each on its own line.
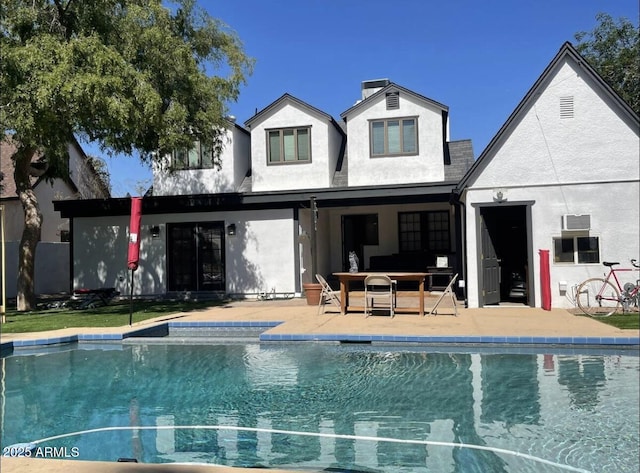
left=1, top=343, right=638, bottom=472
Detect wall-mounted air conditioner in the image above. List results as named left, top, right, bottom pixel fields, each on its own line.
left=561, top=214, right=591, bottom=231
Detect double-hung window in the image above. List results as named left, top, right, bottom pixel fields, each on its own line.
left=370, top=117, right=418, bottom=157
left=172, top=141, right=215, bottom=170
left=267, top=127, right=311, bottom=164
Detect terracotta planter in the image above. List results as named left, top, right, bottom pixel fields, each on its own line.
left=302, top=282, right=322, bottom=306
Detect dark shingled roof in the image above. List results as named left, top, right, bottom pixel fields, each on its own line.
left=445, top=139, right=475, bottom=182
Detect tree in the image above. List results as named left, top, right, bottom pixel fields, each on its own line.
left=86, top=155, right=112, bottom=196
left=575, top=12, right=640, bottom=115
left=0, top=0, right=253, bottom=311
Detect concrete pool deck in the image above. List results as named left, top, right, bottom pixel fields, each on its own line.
left=2, top=297, right=639, bottom=349
left=2, top=297, right=639, bottom=473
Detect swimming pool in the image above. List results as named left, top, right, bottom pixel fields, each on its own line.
left=1, top=342, right=638, bottom=472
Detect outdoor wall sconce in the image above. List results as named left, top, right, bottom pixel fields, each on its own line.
left=150, top=225, right=160, bottom=238
left=226, top=223, right=236, bottom=236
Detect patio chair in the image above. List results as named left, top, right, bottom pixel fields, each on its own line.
left=426, top=273, right=459, bottom=316
left=364, top=274, right=396, bottom=318
left=316, top=274, right=341, bottom=315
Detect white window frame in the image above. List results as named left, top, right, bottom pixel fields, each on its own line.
left=553, top=234, right=600, bottom=264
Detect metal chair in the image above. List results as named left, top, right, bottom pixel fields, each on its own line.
left=426, top=273, right=459, bottom=316
left=364, top=274, right=396, bottom=317
left=316, top=274, right=341, bottom=315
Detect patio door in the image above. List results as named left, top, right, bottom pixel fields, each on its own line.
left=168, top=222, right=225, bottom=292
left=342, top=214, right=378, bottom=271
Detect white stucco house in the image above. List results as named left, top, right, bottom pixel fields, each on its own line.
left=54, top=80, right=473, bottom=298
left=54, top=42, right=639, bottom=310
left=455, top=42, right=640, bottom=309
left=1, top=136, right=110, bottom=297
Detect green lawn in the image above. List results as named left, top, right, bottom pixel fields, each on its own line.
left=582, top=311, right=640, bottom=330
left=0, top=299, right=226, bottom=334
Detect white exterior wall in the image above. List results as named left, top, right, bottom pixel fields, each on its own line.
left=249, top=102, right=338, bottom=192
left=3, top=179, right=76, bottom=242
left=345, top=95, right=445, bottom=187
left=464, top=56, right=640, bottom=309
left=152, top=127, right=250, bottom=196
left=72, top=208, right=296, bottom=296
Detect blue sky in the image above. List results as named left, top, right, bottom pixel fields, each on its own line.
left=98, top=0, right=638, bottom=196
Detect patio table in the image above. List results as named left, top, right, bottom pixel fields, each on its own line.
left=333, top=272, right=430, bottom=316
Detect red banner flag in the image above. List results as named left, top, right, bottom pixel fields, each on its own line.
left=127, top=197, right=142, bottom=271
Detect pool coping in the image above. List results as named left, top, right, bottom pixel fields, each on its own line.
left=2, top=320, right=639, bottom=355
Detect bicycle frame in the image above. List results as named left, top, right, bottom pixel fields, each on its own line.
left=605, top=267, right=640, bottom=295
left=576, top=260, right=640, bottom=316
left=602, top=263, right=640, bottom=311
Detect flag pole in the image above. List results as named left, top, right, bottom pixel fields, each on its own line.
left=129, top=269, right=134, bottom=326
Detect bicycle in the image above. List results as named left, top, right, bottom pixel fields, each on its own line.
left=576, top=259, right=640, bottom=317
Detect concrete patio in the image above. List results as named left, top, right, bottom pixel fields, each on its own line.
left=2, top=297, right=638, bottom=473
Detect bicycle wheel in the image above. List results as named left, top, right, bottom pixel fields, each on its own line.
left=576, top=278, right=621, bottom=317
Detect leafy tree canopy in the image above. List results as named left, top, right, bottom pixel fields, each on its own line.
left=1, top=0, right=254, bottom=166
left=0, top=0, right=253, bottom=310
left=575, top=12, right=639, bottom=115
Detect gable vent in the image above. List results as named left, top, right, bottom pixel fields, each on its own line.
left=560, top=96, right=574, bottom=119
left=562, top=214, right=590, bottom=231
left=386, top=92, right=399, bottom=110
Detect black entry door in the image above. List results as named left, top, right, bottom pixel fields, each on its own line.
left=168, top=222, right=225, bottom=292
left=480, top=213, right=500, bottom=305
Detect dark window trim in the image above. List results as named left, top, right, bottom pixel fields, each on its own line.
left=369, top=116, right=419, bottom=158
left=265, top=126, right=312, bottom=165
left=171, top=141, right=215, bottom=170
left=398, top=210, right=451, bottom=253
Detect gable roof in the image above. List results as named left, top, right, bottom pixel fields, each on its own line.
left=340, top=82, right=448, bottom=119
left=456, top=42, right=640, bottom=191
left=0, top=135, right=110, bottom=200
left=244, top=93, right=346, bottom=138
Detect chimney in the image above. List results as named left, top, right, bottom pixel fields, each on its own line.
left=361, top=79, right=390, bottom=100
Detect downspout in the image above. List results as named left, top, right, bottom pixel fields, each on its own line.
left=450, top=188, right=468, bottom=307
left=68, top=218, right=74, bottom=295
left=310, top=195, right=318, bottom=279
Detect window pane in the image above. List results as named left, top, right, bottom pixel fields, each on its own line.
left=174, top=149, right=187, bottom=169
left=297, top=128, right=309, bottom=161
left=188, top=143, right=200, bottom=168
left=387, top=120, right=400, bottom=154
left=201, top=143, right=214, bottom=168
left=553, top=238, right=575, bottom=263
left=268, top=131, right=281, bottom=162
left=399, top=212, right=422, bottom=252
left=402, top=119, right=416, bottom=153
left=371, top=122, right=385, bottom=155
left=577, top=237, right=600, bottom=264
left=283, top=130, right=295, bottom=161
